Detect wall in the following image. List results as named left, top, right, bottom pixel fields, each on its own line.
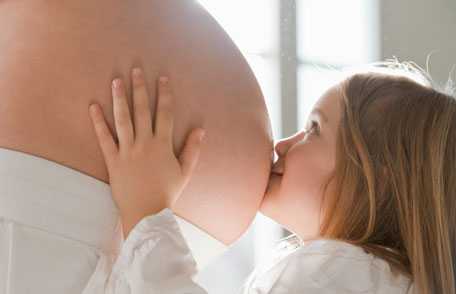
left=381, top=0, right=456, bottom=84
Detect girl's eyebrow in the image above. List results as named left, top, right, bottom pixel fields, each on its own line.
left=311, top=108, right=329, bottom=123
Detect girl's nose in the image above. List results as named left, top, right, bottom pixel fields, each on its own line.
left=274, top=131, right=305, bottom=157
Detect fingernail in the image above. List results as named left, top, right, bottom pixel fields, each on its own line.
left=89, top=104, right=98, bottom=113
left=132, top=67, right=142, bottom=77
left=112, top=78, right=122, bottom=89
left=199, top=130, right=206, bottom=141
left=160, top=76, right=169, bottom=84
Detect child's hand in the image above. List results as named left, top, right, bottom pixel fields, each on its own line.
left=88, top=67, right=206, bottom=237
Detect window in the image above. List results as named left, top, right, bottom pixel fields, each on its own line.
left=297, top=0, right=380, bottom=127
left=195, top=1, right=379, bottom=293
left=197, top=0, right=281, bottom=138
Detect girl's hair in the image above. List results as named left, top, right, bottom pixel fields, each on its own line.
left=319, top=58, right=456, bottom=294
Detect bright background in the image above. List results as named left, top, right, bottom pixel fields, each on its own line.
left=193, top=0, right=456, bottom=293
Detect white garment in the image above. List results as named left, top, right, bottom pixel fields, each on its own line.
left=241, top=238, right=415, bottom=294
left=174, top=215, right=228, bottom=271
left=0, top=147, right=415, bottom=293
left=0, top=147, right=121, bottom=294
left=0, top=147, right=217, bottom=294
left=84, top=208, right=416, bottom=294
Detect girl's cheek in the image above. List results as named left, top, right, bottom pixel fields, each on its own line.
left=284, top=144, right=332, bottom=194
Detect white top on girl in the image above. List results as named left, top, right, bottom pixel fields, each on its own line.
left=83, top=209, right=414, bottom=294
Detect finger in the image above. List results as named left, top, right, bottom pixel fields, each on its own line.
left=112, top=78, right=135, bottom=149
left=89, top=103, right=118, bottom=166
left=131, top=67, right=153, bottom=141
left=155, top=76, right=174, bottom=144
left=179, top=128, right=205, bottom=181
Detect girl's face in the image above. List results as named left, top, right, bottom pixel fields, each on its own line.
left=260, top=84, right=342, bottom=240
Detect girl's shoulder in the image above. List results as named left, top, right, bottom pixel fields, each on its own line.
left=243, top=238, right=414, bottom=294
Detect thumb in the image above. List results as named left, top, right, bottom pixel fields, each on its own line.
left=179, top=128, right=205, bottom=180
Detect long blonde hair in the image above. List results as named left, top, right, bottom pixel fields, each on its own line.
left=319, top=60, right=456, bottom=294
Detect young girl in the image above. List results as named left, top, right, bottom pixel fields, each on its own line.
left=85, top=61, right=455, bottom=294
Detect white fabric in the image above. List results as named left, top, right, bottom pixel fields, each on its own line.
left=0, top=147, right=212, bottom=293
left=0, top=147, right=415, bottom=293
left=84, top=209, right=415, bottom=294
left=174, top=215, right=227, bottom=271
left=241, top=238, right=415, bottom=293
left=82, top=208, right=207, bottom=293
left=0, top=147, right=122, bottom=294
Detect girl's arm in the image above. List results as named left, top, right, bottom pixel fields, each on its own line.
left=82, top=67, right=208, bottom=293
left=81, top=208, right=208, bottom=294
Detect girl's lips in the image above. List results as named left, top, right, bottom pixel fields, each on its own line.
left=271, top=162, right=284, bottom=175
left=270, top=169, right=283, bottom=176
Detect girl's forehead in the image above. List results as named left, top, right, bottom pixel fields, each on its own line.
left=314, top=86, right=342, bottom=119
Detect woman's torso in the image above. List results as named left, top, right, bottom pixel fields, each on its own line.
left=0, top=0, right=273, bottom=243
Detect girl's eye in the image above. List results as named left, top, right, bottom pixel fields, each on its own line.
left=305, top=121, right=319, bottom=136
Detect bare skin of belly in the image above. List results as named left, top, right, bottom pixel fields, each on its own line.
left=0, top=0, right=273, bottom=244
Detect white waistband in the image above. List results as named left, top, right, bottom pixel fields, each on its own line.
left=0, top=147, right=121, bottom=253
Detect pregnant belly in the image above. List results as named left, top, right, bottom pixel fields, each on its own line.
left=0, top=0, right=273, bottom=244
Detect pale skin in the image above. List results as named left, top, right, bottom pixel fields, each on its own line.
left=88, top=67, right=205, bottom=237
